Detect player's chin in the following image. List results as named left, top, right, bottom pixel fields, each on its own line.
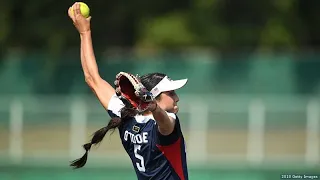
left=167, top=106, right=179, bottom=114
left=173, top=105, right=179, bottom=114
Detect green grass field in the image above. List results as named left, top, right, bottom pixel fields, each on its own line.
left=1, top=165, right=319, bottom=180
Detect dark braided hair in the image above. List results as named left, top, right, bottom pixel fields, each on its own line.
left=70, top=72, right=166, bottom=169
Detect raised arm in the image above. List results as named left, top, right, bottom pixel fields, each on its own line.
left=68, top=2, right=115, bottom=110
left=80, top=31, right=115, bottom=110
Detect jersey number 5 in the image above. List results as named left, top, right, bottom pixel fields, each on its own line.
left=134, top=144, right=146, bottom=172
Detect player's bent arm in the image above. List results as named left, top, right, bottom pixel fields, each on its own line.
left=80, top=31, right=115, bottom=110
left=152, top=105, right=175, bottom=136
left=88, top=79, right=115, bottom=110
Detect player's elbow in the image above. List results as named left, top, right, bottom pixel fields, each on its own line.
left=85, top=75, right=95, bottom=88
left=85, top=74, right=103, bottom=89
left=157, top=119, right=175, bottom=136
left=158, top=125, right=175, bottom=136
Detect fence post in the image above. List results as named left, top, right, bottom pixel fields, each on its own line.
left=306, top=99, right=320, bottom=165
left=69, top=99, right=87, bottom=159
left=9, top=99, right=23, bottom=164
left=188, top=101, right=208, bottom=163
left=247, top=99, right=265, bottom=164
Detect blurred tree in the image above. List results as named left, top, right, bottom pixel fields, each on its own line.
left=297, top=0, right=320, bottom=48
left=0, top=0, right=320, bottom=95
left=136, top=12, right=196, bottom=49
left=257, top=0, right=298, bottom=51
left=0, top=0, right=319, bottom=54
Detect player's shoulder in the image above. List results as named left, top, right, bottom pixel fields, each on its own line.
left=166, top=112, right=181, bottom=126
left=167, top=112, right=177, bottom=120
left=108, top=94, right=123, bottom=108
left=107, top=94, right=124, bottom=117
left=135, top=112, right=178, bottom=124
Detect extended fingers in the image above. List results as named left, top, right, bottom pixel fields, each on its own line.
left=68, top=2, right=83, bottom=22
left=68, top=7, right=75, bottom=21
left=74, top=2, right=81, bottom=16
left=73, top=3, right=77, bottom=17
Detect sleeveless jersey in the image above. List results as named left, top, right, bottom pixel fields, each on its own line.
left=107, top=95, right=188, bottom=180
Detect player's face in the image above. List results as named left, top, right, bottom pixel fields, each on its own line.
left=157, top=90, right=180, bottom=113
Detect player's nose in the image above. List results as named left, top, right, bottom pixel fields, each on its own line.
left=175, top=94, right=179, bottom=102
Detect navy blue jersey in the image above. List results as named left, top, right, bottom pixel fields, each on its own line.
left=107, top=95, right=188, bottom=180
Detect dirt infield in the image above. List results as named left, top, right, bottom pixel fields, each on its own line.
left=0, top=124, right=313, bottom=158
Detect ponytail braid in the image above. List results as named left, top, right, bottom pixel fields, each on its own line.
left=70, top=107, right=138, bottom=169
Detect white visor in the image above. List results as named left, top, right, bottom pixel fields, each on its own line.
left=150, top=76, right=188, bottom=98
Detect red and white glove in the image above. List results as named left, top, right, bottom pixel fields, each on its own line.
left=114, top=72, right=155, bottom=113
